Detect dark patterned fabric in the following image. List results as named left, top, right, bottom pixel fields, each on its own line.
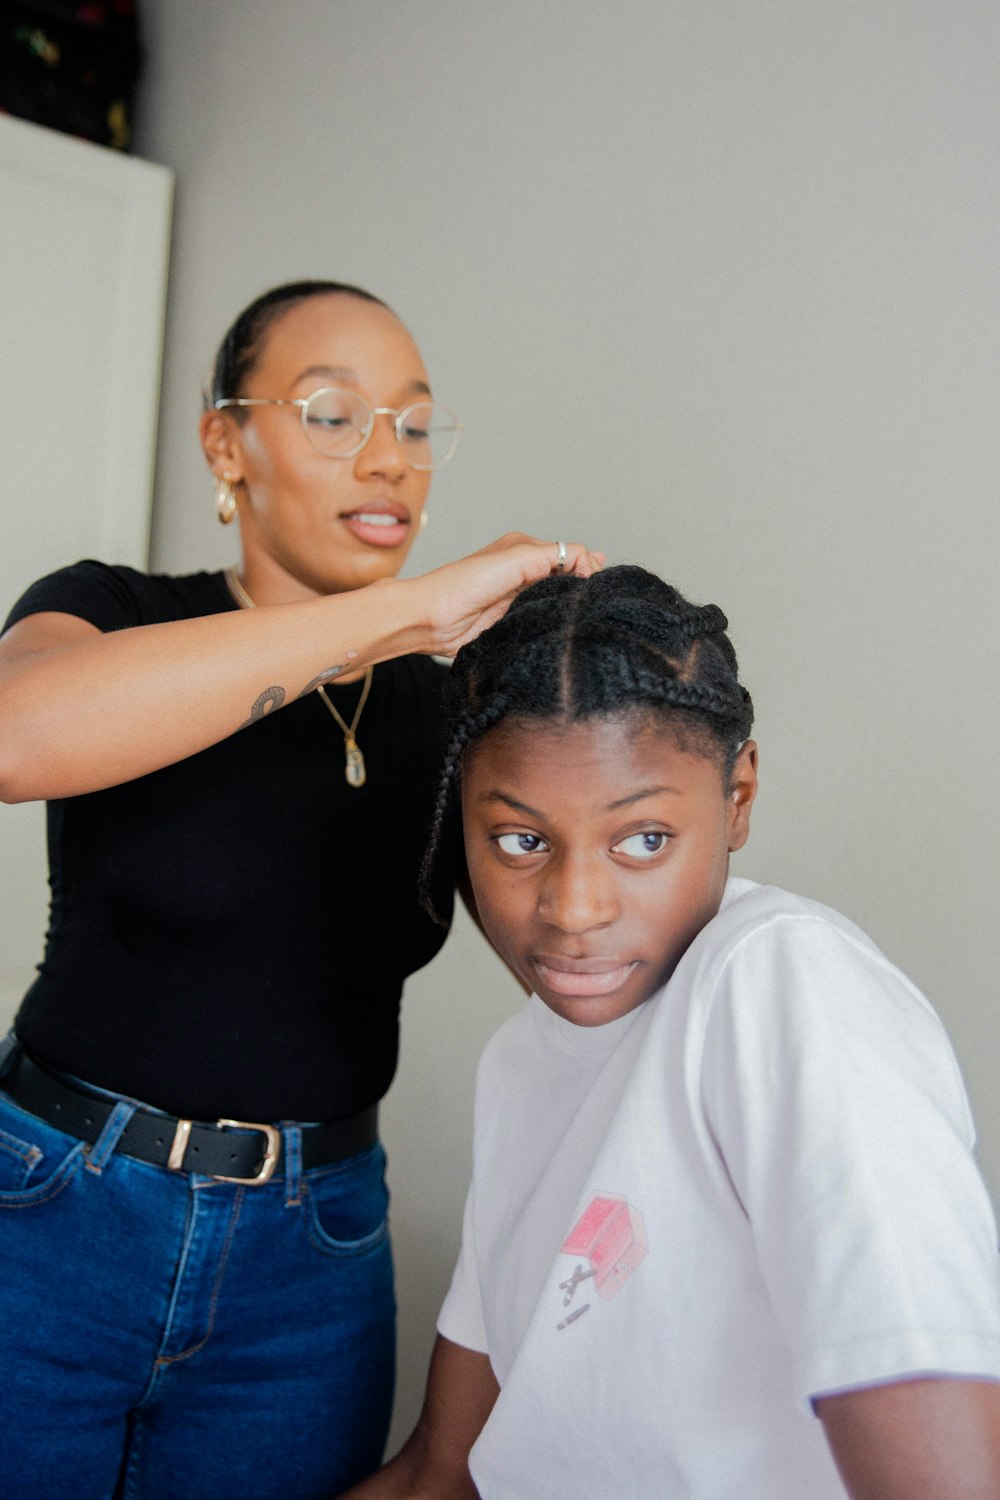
left=0, top=1, right=141, bottom=151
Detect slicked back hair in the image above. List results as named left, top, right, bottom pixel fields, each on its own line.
left=207, top=280, right=390, bottom=409
left=421, top=565, right=754, bottom=918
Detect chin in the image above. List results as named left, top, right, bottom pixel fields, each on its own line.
left=312, top=560, right=399, bottom=595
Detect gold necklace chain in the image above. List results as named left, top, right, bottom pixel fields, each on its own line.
left=225, top=567, right=374, bottom=788
left=313, top=670, right=373, bottom=787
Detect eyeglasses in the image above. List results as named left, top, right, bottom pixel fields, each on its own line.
left=214, top=387, right=462, bottom=471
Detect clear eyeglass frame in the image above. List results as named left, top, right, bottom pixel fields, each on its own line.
left=213, top=386, right=462, bottom=471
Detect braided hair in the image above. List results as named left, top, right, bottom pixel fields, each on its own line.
left=422, top=565, right=754, bottom=919
left=206, top=280, right=390, bottom=409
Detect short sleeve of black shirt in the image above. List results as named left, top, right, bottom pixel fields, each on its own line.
left=3, top=559, right=234, bottom=633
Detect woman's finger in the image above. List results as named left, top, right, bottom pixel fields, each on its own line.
left=548, top=541, right=603, bottom=578
left=473, top=534, right=602, bottom=576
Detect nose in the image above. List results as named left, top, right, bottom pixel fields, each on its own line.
left=353, top=409, right=408, bottom=482
left=538, top=852, right=618, bottom=935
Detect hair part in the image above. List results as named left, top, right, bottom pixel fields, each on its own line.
left=421, top=565, right=754, bottom=919
left=206, top=280, right=390, bottom=409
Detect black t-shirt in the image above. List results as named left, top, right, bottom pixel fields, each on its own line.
left=3, top=562, right=458, bottom=1121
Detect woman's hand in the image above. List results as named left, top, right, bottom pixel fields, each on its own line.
left=405, top=533, right=604, bottom=658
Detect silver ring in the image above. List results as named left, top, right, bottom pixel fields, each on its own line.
left=555, top=540, right=568, bottom=571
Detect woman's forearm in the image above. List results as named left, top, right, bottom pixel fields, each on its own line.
left=0, top=576, right=424, bottom=801
left=0, top=536, right=600, bottom=802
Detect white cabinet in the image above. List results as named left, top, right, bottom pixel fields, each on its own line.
left=0, top=114, right=173, bottom=1025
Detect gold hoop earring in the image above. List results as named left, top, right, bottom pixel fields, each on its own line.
left=215, top=472, right=237, bottom=525
left=418, top=509, right=429, bottom=532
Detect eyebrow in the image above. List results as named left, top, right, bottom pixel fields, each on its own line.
left=478, top=786, right=683, bottom=818
left=292, top=364, right=432, bottom=396
left=477, top=792, right=545, bottom=819
left=606, top=785, right=683, bottom=809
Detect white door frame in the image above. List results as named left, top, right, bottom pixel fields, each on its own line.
left=0, top=115, right=173, bottom=1024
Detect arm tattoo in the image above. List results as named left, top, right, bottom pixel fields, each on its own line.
left=238, top=685, right=285, bottom=729
left=296, top=664, right=348, bottom=698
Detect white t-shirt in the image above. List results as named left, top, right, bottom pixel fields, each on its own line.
left=438, top=879, right=1000, bottom=1500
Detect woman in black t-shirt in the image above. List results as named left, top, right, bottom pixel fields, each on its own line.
left=0, top=281, right=600, bottom=1500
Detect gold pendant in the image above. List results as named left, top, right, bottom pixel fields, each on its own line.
left=344, top=737, right=366, bottom=788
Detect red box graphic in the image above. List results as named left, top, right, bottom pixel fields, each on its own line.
left=561, top=1193, right=647, bottom=1301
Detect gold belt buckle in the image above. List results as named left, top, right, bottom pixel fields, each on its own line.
left=166, top=1117, right=281, bottom=1184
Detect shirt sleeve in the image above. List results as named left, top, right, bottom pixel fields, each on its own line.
left=437, top=1182, right=490, bottom=1354
left=3, top=560, right=145, bottom=635
left=701, top=911, right=1000, bottom=1408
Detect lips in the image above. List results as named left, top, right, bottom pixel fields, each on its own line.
left=339, top=502, right=411, bottom=549
left=531, top=955, right=639, bottom=998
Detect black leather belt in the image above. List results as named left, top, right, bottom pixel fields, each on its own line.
left=1, top=1049, right=378, bottom=1184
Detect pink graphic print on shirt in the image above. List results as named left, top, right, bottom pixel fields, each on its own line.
left=560, top=1192, right=648, bottom=1302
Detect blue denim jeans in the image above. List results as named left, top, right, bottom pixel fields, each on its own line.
left=0, top=1068, right=396, bottom=1500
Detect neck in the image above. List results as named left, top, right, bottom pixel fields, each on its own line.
left=227, top=566, right=319, bottom=611
left=230, top=558, right=325, bottom=609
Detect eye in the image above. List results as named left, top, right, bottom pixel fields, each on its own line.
left=302, top=390, right=368, bottom=441
left=401, top=422, right=430, bottom=443
left=495, top=832, right=549, bottom=857
left=308, top=413, right=352, bottom=430
left=612, top=830, right=668, bottom=860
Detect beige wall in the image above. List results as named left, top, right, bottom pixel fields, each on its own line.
left=133, top=0, right=1000, bottom=1449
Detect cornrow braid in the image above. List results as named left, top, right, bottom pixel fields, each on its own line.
left=620, top=655, right=752, bottom=729
left=419, top=698, right=508, bottom=910
left=420, top=564, right=754, bottom=920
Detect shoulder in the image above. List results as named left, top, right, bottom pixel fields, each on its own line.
left=691, top=878, right=910, bottom=994
left=3, top=560, right=232, bottom=633
left=690, top=880, right=969, bottom=1124
left=681, top=877, right=954, bottom=1072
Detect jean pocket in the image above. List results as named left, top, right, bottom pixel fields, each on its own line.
left=304, top=1143, right=390, bottom=1258
left=0, top=1094, right=85, bottom=1204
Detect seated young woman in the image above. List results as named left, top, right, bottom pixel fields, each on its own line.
left=341, top=564, right=1000, bottom=1500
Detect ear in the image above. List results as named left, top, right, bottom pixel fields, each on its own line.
left=199, top=408, right=245, bottom=481
left=726, top=740, right=758, bottom=853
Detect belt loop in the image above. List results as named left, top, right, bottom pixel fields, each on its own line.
left=282, top=1123, right=303, bottom=1207
left=84, top=1099, right=136, bottom=1176
left=0, top=1032, right=20, bottom=1082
